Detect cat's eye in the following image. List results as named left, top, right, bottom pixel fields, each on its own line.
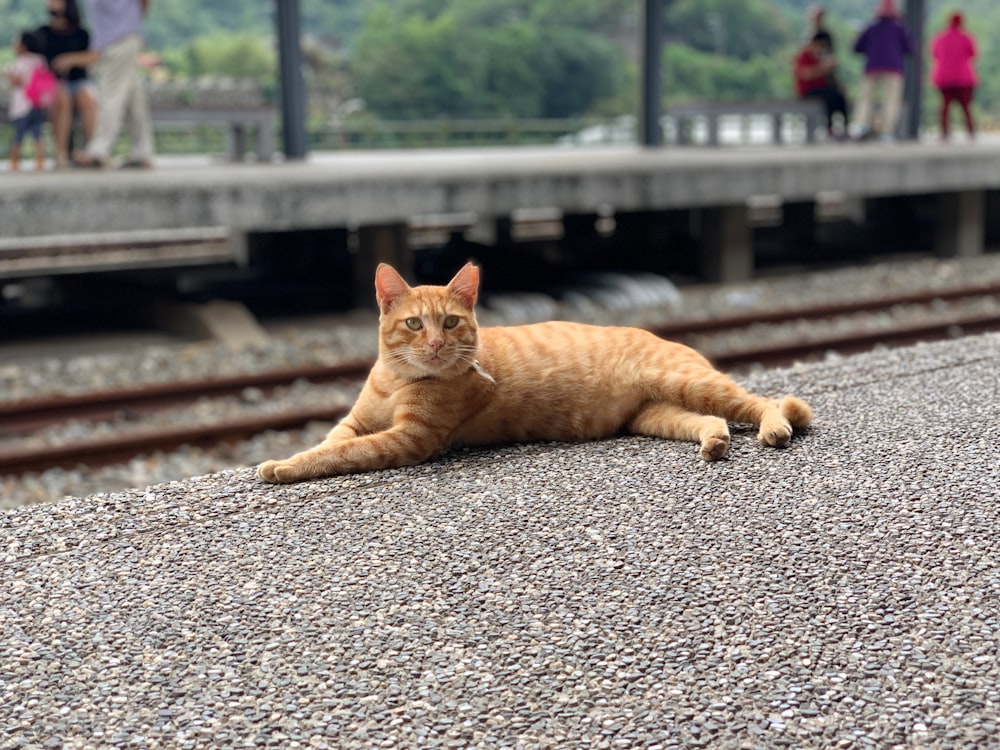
left=405, top=317, right=423, bottom=331
left=443, top=315, right=460, bottom=329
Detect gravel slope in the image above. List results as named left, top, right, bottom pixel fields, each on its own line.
left=1, top=332, right=998, bottom=748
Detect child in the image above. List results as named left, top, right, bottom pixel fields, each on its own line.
left=4, top=31, right=52, bottom=171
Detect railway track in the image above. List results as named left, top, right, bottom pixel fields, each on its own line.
left=2, top=283, right=998, bottom=476
left=663, top=283, right=1000, bottom=370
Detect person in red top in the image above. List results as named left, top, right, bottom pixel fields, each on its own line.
left=931, top=12, right=977, bottom=140
left=795, top=33, right=849, bottom=140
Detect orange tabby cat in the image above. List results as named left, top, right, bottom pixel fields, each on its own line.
left=257, top=263, right=812, bottom=483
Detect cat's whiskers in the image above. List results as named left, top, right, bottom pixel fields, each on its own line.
left=382, top=350, right=428, bottom=374
left=384, top=342, right=472, bottom=373
left=382, top=349, right=415, bottom=365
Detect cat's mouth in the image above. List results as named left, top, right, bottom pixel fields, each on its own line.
left=425, top=350, right=463, bottom=371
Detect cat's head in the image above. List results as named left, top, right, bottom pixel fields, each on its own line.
left=375, top=262, right=480, bottom=379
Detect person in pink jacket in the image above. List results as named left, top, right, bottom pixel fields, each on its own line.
left=931, top=12, right=977, bottom=140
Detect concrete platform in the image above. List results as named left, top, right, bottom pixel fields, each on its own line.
left=3, top=143, right=1000, bottom=236
left=2, top=333, right=999, bottom=748
left=2, top=143, right=1000, bottom=286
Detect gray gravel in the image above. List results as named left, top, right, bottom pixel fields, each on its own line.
left=2, top=332, right=999, bottom=748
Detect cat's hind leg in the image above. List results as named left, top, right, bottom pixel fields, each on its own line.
left=627, top=402, right=731, bottom=461
left=777, top=395, right=813, bottom=428
left=655, top=365, right=812, bottom=449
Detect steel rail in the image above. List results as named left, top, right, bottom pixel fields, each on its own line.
left=0, top=406, right=350, bottom=476
left=649, top=281, right=1000, bottom=339
left=0, top=360, right=373, bottom=436
left=707, top=310, right=1000, bottom=370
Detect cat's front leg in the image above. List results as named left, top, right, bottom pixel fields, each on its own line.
left=257, top=445, right=359, bottom=483
left=257, top=426, right=447, bottom=483
left=256, top=417, right=371, bottom=482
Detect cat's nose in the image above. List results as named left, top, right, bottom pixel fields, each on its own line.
left=429, top=340, right=444, bottom=352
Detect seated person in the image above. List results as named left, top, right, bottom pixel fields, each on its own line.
left=795, top=32, right=849, bottom=140
left=36, top=0, right=97, bottom=168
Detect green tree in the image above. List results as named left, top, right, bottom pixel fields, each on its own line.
left=184, top=34, right=276, bottom=81
left=665, top=0, right=796, bottom=60
left=351, top=2, right=622, bottom=119
left=352, top=6, right=490, bottom=118
left=530, top=26, right=621, bottom=118
left=663, top=43, right=792, bottom=102
left=481, top=22, right=545, bottom=117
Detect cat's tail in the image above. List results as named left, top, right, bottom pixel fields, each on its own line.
left=777, top=396, right=813, bottom=428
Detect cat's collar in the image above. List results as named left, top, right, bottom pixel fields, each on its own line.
left=472, top=360, right=496, bottom=384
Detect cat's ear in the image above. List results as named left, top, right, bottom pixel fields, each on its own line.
left=375, top=263, right=411, bottom=313
left=447, top=262, right=479, bottom=309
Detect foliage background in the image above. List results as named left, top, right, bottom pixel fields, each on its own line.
left=1, top=0, right=997, bottom=128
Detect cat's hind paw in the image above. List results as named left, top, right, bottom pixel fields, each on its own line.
left=779, top=396, right=813, bottom=428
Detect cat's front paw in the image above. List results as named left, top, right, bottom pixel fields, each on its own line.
left=257, top=460, right=299, bottom=484
left=699, top=434, right=730, bottom=461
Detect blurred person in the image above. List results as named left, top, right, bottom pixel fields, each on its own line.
left=800, top=5, right=848, bottom=139
left=806, top=4, right=835, bottom=56
left=64, top=0, right=154, bottom=169
left=5, top=31, right=54, bottom=170
left=853, top=0, right=912, bottom=143
left=805, top=5, right=839, bottom=84
left=931, top=12, right=977, bottom=140
left=795, top=33, right=849, bottom=140
left=35, top=0, right=97, bottom=169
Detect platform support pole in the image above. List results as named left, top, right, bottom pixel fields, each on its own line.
left=640, top=0, right=664, bottom=146
left=276, top=0, right=308, bottom=160
left=355, top=224, right=411, bottom=307
left=700, top=205, right=752, bottom=282
left=935, top=190, right=984, bottom=258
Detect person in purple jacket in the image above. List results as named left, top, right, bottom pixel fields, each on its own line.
left=852, top=0, right=913, bottom=142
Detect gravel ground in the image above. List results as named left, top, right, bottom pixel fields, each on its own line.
left=1, top=332, right=998, bottom=748
left=1, top=253, right=999, bottom=509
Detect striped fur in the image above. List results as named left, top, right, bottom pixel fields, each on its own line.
left=257, top=263, right=813, bottom=483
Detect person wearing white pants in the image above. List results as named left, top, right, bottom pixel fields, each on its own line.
left=853, top=70, right=905, bottom=141
left=62, top=0, right=154, bottom=168
left=852, top=0, right=912, bottom=143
